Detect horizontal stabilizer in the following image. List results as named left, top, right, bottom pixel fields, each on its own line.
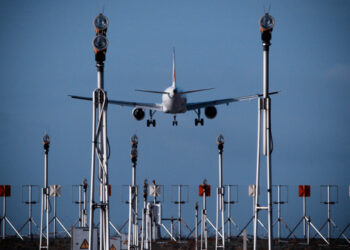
left=257, top=91, right=280, bottom=97
left=135, top=89, right=169, bottom=94
left=179, top=88, right=214, bottom=95
left=69, top=95, right=92, bottom=101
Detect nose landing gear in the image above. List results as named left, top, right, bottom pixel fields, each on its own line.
left=172, top=115, right=178, bottom=126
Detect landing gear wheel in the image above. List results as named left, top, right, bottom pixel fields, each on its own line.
left=194, top=109, right=204, bottom=127
left=147, top=110, right=156, bottom=127
left=195, top=118, right=204, bottom=126
left=147, top=119, right=156, bottom=127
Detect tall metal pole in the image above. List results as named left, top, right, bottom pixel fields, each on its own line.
left=216, top=135, right=225, bottom=249
left=39, top=189, right=43, bottom=246
left=145, top=203, right=151, bottom=249
left=195, top=202, right=198, bottom=250
left=141, top=179, right=148, bottom=250
left=132, top=135, right=139, bottom=249
left=101, top=61, right=110, bottom=250
left=40, top=134, right=50, bottom=249
left=27, top=186, right=31, bottom=237
left=88, top=90, right=97, bottom=250
left=2, top=195, right=5, bottom=239
left=303, top=195, right=306, bottom=239
left=307, top=216, right=310, bottom=245
left=101, top=60, right=110, bottom=250
left=97, top=62, right=105, bottom=250
left=129, top=134, right=139, bottom=250
left=327, top=185, right=330, bottom=241
left=128, top=186, right=133, bottom=250
left=253, top=100, right=261, bottom=249
left=201, top=192, right=207, bottom=250
left=53, top=195, right=56, bottom=239
left=265, top=42, right=273, bottom=250
left=200, top=180, right=209, bottom=250
left=178, top=185, right=182, bottom=240
left=89, top=13, right=110, bottom=250
left=227, top=186, right=231, bottom=240
left=277, top=185, right=280, bottom=240
left=44, top=138, right=49, bottom=247
left=78, top=185, right=82, bottom=227
left=254, top=13, right=275, bottom=250
left=83, top=180, right=88, bottom=227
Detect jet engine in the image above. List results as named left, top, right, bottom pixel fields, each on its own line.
left=204, top=106, right=217, bottom=119
left=132, top=108, right=145, bottom=121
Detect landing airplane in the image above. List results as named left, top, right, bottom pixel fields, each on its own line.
left=70, top=49, right=278, bottom=127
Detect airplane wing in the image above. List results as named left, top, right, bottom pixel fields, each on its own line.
left=186, top=91, right=279, bottom=110
left=69, top=95, right=163, bottom=111
left=108, top=99, right=163, bottom=111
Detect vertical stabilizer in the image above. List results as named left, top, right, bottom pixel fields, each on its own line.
left=172, top=47, right=176, bottom=88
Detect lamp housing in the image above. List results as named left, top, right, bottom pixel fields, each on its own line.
left=131, top=134, right=138, bottom=145
left=217, top=134, right=224, bottom=145
left=130, top=148, right=138, bottom=158
left=83, top=179, right=88, bottom=189
left=93, top=35, right=108, bottom=54
left=259, top=13, right=274, bottom=33
left=94, top=13, right=109, bottom=34
left=43, top=134, right=50, bottom=147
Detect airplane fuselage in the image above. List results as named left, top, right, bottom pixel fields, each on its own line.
left=162, top=87, right=187, bottom=114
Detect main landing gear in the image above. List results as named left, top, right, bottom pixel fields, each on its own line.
left=172, top=115, right=178, bottom=126
left=194, top=109, right=204, bottom=126
left=147, top=110, right=156, bottom=127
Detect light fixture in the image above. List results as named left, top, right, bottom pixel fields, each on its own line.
left=130, top=147, right=138, bottom=159
left=83, top=179, right=88, bottom=190
left=130, top=134, right=138, bottom=163
left=94, top=13, right=109, bottom=33
left=259, top=13, right=275, bottom=33
left=217, top=134, right=224, bottom=145
left=43, top=134, right=50, bottom=146
left=131, top=134, right=138, bottom=145
left=203, top=179, right=208, bottom=185
left=93, top=35, right=108, bottom=54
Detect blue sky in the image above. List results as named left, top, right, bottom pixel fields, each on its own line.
left=1, top=0, right=349, bottom=237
